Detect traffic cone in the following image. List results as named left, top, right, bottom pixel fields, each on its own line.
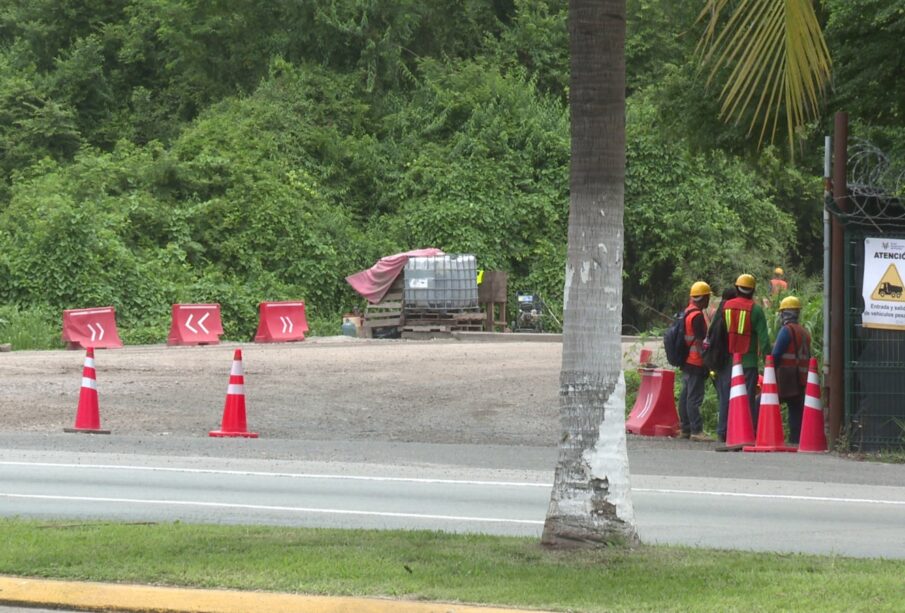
left=744, top=356, right=796, bottom=452
left=718, top=354, right=755, bottom=451
left=64, top=348, right=110, bottom=434
left=209, top=349, right=258, bottom=438
left=798, top=358, right=828, bottom=453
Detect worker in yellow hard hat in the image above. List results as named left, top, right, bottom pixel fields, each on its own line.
left=678, top=281, right=713, bottom=441
left=707, top=284, right=737, bottom=442
left=770, top=267, right=788, bottom=296
left=772, top=296, right=811, bottom=445
left=716, top=274, right=771, bottom=440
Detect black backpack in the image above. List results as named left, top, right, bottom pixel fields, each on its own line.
left=663, top=309, right=690, bottom=367
left=702, top=310, right=729, bottom=371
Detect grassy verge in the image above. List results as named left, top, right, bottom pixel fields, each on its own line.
left=1, top=519, right=903, bottom=612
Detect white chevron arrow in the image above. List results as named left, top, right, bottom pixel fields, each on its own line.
left=197, top=312, right=210, bottom=334
left=87, top=323, right=97, bottom=341
left=96, top=322, right=104, bottom=340
left=185, top=314, right=197, bottom=333
left=280, top=316, right=293, bottom=334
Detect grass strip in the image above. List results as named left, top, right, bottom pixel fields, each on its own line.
left=1, top=518, right=903, bottom=612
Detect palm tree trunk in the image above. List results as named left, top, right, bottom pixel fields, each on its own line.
left=542, top=0, right=638, bottom=548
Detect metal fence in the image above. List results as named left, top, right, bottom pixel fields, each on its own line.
left=844, top=226, right=905, bottom=451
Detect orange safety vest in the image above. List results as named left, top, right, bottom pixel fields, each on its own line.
left=770, top=278, right=788, bottom=295
left=684, top=305, right=704, bottom=368
left=779, top=322, right=811, bottom=385
left=724, top=296, right=754, bottom=354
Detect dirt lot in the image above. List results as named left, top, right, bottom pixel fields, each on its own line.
left=0, top=336, right=656, bottom=447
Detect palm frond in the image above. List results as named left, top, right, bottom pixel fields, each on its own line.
left=697, top=0, right=832, bottom=154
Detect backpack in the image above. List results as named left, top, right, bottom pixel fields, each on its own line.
left=663, top=309, right=690, bottom=367
left=702, top=311, right=729, bottom=371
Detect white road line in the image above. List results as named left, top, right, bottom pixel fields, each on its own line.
left=0, top=493, right=544, bottom=525
left=0, top=461, right=550, bottom=488
left=3, top=462, right=903, bottom=507
left=633, top=488, right=905, bottom=506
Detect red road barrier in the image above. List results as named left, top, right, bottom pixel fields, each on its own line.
left=62, top=307, right=123, bottom=349
left=254, top=301, right=309, bottom=343
left=626, top=368, right=679, bottom=436
left=167, top=304, right=223, bottom=345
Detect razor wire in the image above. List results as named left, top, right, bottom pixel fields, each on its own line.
left=827, top=139, right=905, bottom=229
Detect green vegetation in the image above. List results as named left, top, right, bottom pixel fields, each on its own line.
left=0, top=1, right=901, bottom=348
left=2, top=519, right=904, bottom=612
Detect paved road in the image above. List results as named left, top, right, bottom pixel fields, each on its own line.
left=2, top=437, right=904, bottom=559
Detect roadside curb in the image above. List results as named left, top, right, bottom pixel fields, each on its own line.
left=0, top=576, right=549, bottom=613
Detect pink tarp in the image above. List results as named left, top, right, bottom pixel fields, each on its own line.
left=346, top=248, right=444, bottom=304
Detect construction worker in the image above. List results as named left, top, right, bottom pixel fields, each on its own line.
left=722, top=274, right=771, bottom=432
left=770, top=267, right=788, bottom=296
left=679, top=281, right=713, bottom=441
left=708, top=286, right=737, bottom=442
left=771, top=296, right=811, bottom=445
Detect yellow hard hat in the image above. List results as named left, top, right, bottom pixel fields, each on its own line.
left=735, top=273, right=756, bottom=289
left=779, top=296, right=802, bottom=311
left=774, top=267, right=784, bottom=275
left=690, top=281, right=711, bottom=297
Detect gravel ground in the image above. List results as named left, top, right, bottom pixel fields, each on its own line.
left=0, top=336, right=655, bottom=447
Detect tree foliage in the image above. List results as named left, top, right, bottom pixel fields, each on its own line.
left=0, top=0, right=899, bottom=342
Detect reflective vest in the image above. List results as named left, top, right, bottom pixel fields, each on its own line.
left=779, top=322, right=811, bottom=385
left=724, top=296, right=754, bottom=354
left=684, top=305, right=704, bottom=368
left=770, top=278, right=788, bottom=295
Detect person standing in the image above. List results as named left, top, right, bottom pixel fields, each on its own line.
left=772, top=296, right=812, bottom=444
left=679, top=281, right=713, bottom=441
left=707, top=286, right=737, bottom=442
left=770, top=267, right=788, bottom=296
left=723, top=274, right=771, bottom=430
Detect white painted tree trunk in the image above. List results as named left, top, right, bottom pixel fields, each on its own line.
left=541, top=0, right=638, bottom=548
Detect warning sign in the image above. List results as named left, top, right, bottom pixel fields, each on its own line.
left=863, top=237, right=905, bottom=330
left=870, top=264, right=905, bottom=301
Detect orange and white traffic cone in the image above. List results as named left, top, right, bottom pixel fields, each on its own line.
left=744, top=356, right=796, bottom=452
left=798, top=358, right=828, bottom=453
left=209, top=349, right=258, bottom=438
left=64, top=348, right=110, bottom=434
left=718, top=353, right=755, bottom=451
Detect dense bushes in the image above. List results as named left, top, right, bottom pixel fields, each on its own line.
left=0, top=0, right=897, bottom=346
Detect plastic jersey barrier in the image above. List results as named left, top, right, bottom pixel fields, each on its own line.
left=62, top=307, right=123, bottom=349
left=626, top=368, right=680, bottom=436
left=254, top=301, right=309, bottom=343
left=167, top=304, right=223, bottom=345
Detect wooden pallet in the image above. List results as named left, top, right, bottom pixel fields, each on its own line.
left=363, top=276, right=405, bottom=338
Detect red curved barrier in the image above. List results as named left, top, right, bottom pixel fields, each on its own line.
left=254, top=301, right=308, bottom=343
left=626, top=368, right=679, bottom=436
left=62, top=307, right=123, bottom=349
left=167, top=304, right=223, bottom=345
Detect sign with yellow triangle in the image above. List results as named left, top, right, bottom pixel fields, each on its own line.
left=871, top=264, right=905, bottom=301
left=863, top=237, right=905, bottom=330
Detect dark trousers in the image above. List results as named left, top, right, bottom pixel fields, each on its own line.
left=716, top=363, right=759, bottom=437
left=679, top=369, right=707, bottom=434
left=783, top=394, right=805, bottom=444
left=716, top=363, right=731, bottom=438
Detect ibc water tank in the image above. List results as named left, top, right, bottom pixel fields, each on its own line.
left=404, top=254, right=478, bottom=311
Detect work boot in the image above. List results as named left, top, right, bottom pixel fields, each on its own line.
left=679, top=431, right=691, bottom=440
left=690, top=432, right=714, bottom=442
